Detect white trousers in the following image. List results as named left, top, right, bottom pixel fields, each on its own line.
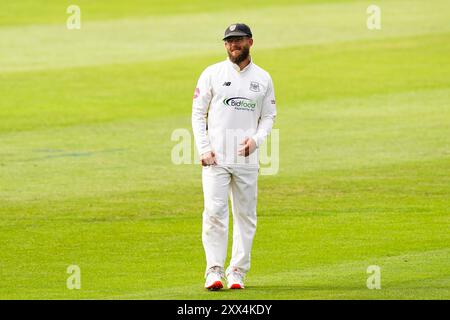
left=202, top=165, right=259, bottom=276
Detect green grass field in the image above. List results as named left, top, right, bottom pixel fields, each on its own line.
left=0, top=0, right=449, bottom=299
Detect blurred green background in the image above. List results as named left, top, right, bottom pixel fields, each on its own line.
left=0, top=0, right=449, bottom=299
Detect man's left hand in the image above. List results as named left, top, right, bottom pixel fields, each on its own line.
left=238, top=137, right=257, bottom=157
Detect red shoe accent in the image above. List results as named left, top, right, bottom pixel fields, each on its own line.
left=230, top=283, right=242, bottom=289
left=207, top=281, right=223, bottom=291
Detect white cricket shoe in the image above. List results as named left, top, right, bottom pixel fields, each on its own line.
left=226, top=267, right=245, bottom=289
left=204, top=266, right=224, bottom=291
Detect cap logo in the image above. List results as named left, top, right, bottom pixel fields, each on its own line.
left=229, top=25, right=236, bottom=31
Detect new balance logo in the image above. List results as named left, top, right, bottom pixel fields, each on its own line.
left=223, top=82, right=231, bottom=86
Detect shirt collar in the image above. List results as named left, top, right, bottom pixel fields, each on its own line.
left=227, top=56, right=253, bottom=73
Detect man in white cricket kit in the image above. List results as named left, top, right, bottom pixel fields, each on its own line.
left=192, top=23, right=277, bottom=290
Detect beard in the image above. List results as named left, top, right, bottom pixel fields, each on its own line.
left=228, top=46, right=250, bottom=65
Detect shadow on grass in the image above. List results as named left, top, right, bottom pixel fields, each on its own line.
left=200, top=284, right=363, bottom=296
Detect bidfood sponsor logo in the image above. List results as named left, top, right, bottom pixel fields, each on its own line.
left=223, top=97, right=257, bottom=111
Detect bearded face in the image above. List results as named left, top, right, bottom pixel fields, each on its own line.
left=225, top=37, right=253, bottom=65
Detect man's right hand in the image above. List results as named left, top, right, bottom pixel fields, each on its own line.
left=201, top=151, right=217, bottom=166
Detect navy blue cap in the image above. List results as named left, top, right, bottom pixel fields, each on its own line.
left=223, top=23, right=252, bottom=40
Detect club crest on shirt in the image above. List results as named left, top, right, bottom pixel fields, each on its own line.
left=249, top=81, right=260, bottom=92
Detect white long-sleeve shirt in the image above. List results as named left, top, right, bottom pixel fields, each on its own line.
left=192, top=58, right=277, bottom=167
